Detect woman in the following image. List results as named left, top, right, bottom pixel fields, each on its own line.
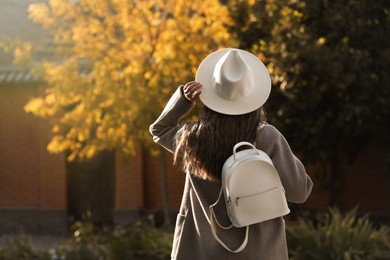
left=150, top=48, right=313, bottom=260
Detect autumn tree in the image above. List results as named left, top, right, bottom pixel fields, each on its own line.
left=24, top=0, right=233, bottom=161
left=20, top=0, right=233, bottom=225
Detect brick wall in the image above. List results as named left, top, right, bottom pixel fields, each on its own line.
left=115, top=148, right=144, bottom=210
left=114, top=147, right=185, bottom=223
left=296, top=148, right=389, bottom=217
left=341, top=148, right=389, bottom=214
left=1, top=82, right=388, bottom=233
left=143, top=149, right=185, bottom=210
left=0, top=83, right=67, bottom=234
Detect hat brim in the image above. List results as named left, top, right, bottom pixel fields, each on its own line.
left=195, top=48, right=271, bottom=115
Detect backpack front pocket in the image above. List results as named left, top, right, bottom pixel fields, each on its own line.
left=235, top=186, right=279, bottom=207
left=229, top=186, right=289, bottom=226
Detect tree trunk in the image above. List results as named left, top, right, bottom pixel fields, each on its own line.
left=159, top=147, right=171, bottom=226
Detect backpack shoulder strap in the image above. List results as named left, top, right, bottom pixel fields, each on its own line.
left=209, top=188, right=249, bottom=253
left=188, top=173, right=249, bottom=253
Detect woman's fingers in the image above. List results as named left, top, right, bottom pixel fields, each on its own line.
left=183, top=81, right=202, bottom=102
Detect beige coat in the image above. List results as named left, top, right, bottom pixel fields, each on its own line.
left=150, top=87, right=313, bottom=260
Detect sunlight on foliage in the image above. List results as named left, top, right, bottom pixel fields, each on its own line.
left=13, top=42, right=32, bottom=67
left=21, top=0, right=234, bottom=160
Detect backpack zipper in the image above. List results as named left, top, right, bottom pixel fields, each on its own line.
left=235, top=187, right=279, bottom=207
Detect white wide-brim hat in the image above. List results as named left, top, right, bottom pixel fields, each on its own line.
left=195, top=48, right=271, bottom=115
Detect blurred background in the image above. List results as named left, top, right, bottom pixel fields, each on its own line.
left=0, top=0, right=389, bottom=259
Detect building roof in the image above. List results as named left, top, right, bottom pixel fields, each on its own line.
left=0, top=66, right=40, bottom=83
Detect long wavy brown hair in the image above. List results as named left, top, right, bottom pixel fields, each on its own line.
left=174, top=106, right=265, bottom=182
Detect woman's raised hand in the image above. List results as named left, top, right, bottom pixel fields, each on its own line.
left=183, top=81, right=202, bottom=103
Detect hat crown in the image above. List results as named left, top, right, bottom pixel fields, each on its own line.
left=212, top=50, right=254, bottom=100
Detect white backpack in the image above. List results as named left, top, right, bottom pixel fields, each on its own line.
left=209, top=141, right=290, bottom=253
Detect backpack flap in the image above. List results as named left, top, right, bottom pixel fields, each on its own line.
left=222, top=142, right=290, bottom=227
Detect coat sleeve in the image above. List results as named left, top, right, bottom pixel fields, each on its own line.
left=149, top=86, right=195, bottom=153
left=257, top=124, right=313, bottom=204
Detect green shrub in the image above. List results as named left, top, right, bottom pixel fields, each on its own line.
left=108, top=221, right=173, bottom=260
left=55, top=211, right=110, bottom=260
left=2, top=210, right=389, bottom=259
left=0, top=216, right=173, bottom=260
left=60, top=215, right=173, bottom=260
left=0, top=233, right=51, bottom=260
left=287, top=208, right=390, bottom=260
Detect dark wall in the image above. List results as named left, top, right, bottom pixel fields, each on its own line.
left=67, top=150, right=115, bottom=225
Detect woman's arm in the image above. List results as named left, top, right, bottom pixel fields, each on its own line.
left=257, top=124, right=313, bottom=203
left=149, top=82, right=201, bottom=153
